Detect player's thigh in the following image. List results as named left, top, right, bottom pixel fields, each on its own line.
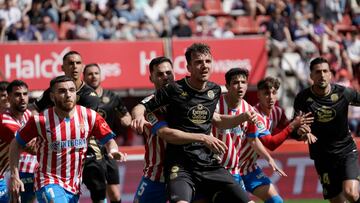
left=134, top=177, right=166, bottom=203
left=342, top=151, right=360, bottom=198
left=82, top=159, right=107, bottom=191
left=20, top=172, right=36, bottom=203
left=165, top=165, right=195, bottom=203
left=105, top=158, right=120, bottom=185
left=36, top=184, right=69, bottom=203
left=242, top=167, right=273, bottom=194
left=0, top=178, right=9, bottom=202
left=314, top=158, right=342, bottom=199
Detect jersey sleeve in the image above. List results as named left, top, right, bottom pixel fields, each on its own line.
left=91, top=113, right=115, bottom=145
left=34, top=88, right=52, bottom=112
left=15, top=116, right=38, bottom=147
left=0, top=121, right=18, bottom=143
left=144, top=111, right=168, bottom=136
left=344, top=87, right=360, bottom=106
left=115, top=95, right=129, bottom=115
left=142, top=85, right=171, bottom=112
left=247, top=115, right=270, bottom=138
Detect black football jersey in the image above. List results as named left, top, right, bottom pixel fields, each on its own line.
left=293, top=84, right=360, bottom=160
left=142, top=77, right=222, bottom=169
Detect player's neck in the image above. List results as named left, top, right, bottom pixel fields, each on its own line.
left=259, top=104, right=271, bottom=116
left=54, top=107, right=75, bottom=120
left=187, top=77, right=207, bottom=90
left=95, top=86, right=103, bottom=97
left=311, top=85, right=331, bottom=97
left=74, top=80, right=83, bottom=90
left=9, top=108, right=24, bottom=121
left=225, top=94, right=242, bottom=109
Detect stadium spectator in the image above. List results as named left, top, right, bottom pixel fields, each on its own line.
left=0, top=81, right=9, bottom=113
left=133, top=19, right=157, bottom=39
left=26, top=0, right=44, bottom=26
left=38, top=15, right=58, bottom=41
left=171, top=13, right=192, bottom=37
left=74, top=11, right=98, bottom=41
left=0, top=0, right=21, bottom=28
left=213, top=20, right=235, bottom=39
left=118, top=0, right=145, bottom=26
left=111, top=17, right=135, bottom=40
left=16, top=15, right=42, bottom=42
left=0, top=18, right=6, bottom=42
left=143, top=0, right=164, bottom=23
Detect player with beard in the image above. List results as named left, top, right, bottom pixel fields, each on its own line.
left=293, top=57, right=360, bottom=203
left=0, top=81, right=10, bottom=113
left=131, top=43, right=257, bottom=203
left=0, top=80, right=37, bottom=202
left=8, top=75, right=127, bottom=203
left=83, top=63, right=131, bottom=203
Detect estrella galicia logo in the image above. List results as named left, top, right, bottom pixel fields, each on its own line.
left=315, top=106, right=336, bottom=123
left=187, top=104, right=210, bottom=124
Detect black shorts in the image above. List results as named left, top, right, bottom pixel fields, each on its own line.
left=105, top=156, right=120, bottom=185
left=82, top=158, right=107, bottom=200
left=165, top=164, right=250, bottom=203
left=314, top=150, right=360, bottom=199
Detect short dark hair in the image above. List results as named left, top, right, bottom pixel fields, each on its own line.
left=7, top=80, right=28, bottom=94
left=0, top=81, right=9, bottom=92
left=309, top=57, right=330, bottom=71
left=257, top=77, right=280, bottom=91
left=63, top=51, right=81, bottom=62
left=185, top=43, right=211, bottom=65
left=225, top=68, right=249, bottom=85
left=149, top=56, right=173, bottom=73
left=83, top=63, right=100, bottom=75
left=50, top=75, right=75, bottom=92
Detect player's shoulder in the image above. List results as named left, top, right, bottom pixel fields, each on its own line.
left=79, top=83, right=98, bottom=97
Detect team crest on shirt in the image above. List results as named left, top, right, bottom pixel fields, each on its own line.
left=207, top=90, right=214, bottom=99
left=102, top=96, right=110, bottom=104
left=256, top=121, right=266, bottom=133
left=146, top=112, right=158, bottom=125
left=306, top=97, right=313, bottom=103
left=90, top=92, right=97, bottom=97
left=330, top=93, right=339, bottom=102
left=188, top=104, right=210, bottom=124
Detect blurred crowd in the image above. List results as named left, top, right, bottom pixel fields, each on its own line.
left=0, top=0, right=359, bottom=136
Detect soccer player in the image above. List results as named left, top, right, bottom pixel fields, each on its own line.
left=131, top=43, right=257, bottom=203
left=83, top=63, right=132, bottom=203
left=132, top=56, right=175, bottom=203
left=213, top=68, right=292, bottom=203
left=8, top=75, right=127, bottom=203
left=293, top=57, right=360, bottom=203
left=0, top=81, right=10, bottom=113
left=0, top=80, right=37, bottom=203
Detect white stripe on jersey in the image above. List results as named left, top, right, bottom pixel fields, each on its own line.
left=0, top=109, right=37, bottom=175
left=213, top=95, right=254, bottom=175
left=30, top=106, right=99, bottom=194
left=254, top=104, right=287, bottom=132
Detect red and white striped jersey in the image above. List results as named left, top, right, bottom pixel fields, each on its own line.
left=0, top=109, right=37, bottom=176
left=141, top=95, right=167, bottom=182
left=254, top=103, right=289, bottom=133
left=237, top=114, right=270, bottom=175
left=15, top=105, right=114, bottom=194
left=213, top=94, right=255, bottom=175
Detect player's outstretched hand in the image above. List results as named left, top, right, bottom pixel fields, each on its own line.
left=268, top=158, right=287, bottom=177
left=291, top=112, right=314, bottom=129
left=9, top=175, right=24, bottom=203
left=108, top=150, right=128, bottom=162
left=302, top=133, right=317, bottom=144
left=243, top=110, right=257, bottom=124
left=203, top=135, right=228, bottom=155
left=130, top=116, right=150, bottom=134
left=24, top=138, right=37, bottom=155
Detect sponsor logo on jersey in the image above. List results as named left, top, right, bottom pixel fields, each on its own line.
left=141, top=95, right=154, bottom=104
left=188, top=104, right=210, bottom=124
left=146, top=112, right=158, bottom=126
left=207, top=90, right=215, bottom=99
left=330, top=93, right=339, bottom=102
left=102, top=96, right=110, bottom=104
left=50, top=138, right=87, bottom=151
left=315, top=106, right=336, bottom=123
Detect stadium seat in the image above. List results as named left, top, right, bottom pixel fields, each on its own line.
left=335, top=14, right=356, bottom=32
left=234, top=16, right=259, bottom=34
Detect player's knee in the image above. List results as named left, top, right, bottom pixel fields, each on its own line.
left=264, top=195, right=283, bottom=203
